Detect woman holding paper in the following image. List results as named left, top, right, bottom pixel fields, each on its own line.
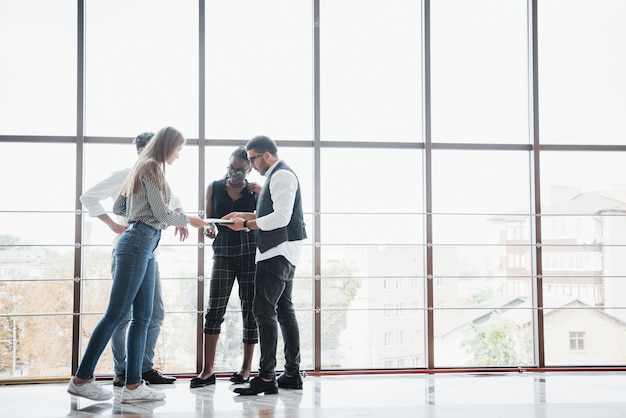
left=191, top=146, right=261, bottom=388
left=68, top=126, right=207, bottom=402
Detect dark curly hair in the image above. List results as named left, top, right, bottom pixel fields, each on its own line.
left=133, top=131, right=154, bottom=151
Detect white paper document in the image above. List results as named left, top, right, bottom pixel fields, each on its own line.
left=204, top=218, right=234, bottom=224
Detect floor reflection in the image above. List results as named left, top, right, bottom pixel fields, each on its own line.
left=2, top=372, right=626, bottom=418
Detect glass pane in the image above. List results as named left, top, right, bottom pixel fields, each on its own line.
left=542, top=250, right=625, bottom=309
left=0, top=1, right=76, bottom=135
left=321, top=0, right=422, bottom=141
left=435, top=307, right=534, bottom=367
left=540, top=152, right=626, bottom=213
left=152, top=312, right=196, bottom=373
left=431, top=0, right=528, bottom=143
left=205, top=1, right=312, bottom=140
left=431, top=149, right=533, bottom=342
left=1, top=214, right=75, bottom=247
left=433, top=248, right=533, bottom=290
left=322, top=310, right=426, bottom=369
left=432, top=150, right=534, bottom=367
left=540, top=151, right=626, bottom=328
left=85, top=0, right=198, bottom=137
left=433, top=214, right=533, bottom=245
left=0, top=315, right=73, bottom=378
left=0, top=280, right=73, bottom=315
left=321, top=148, right=423, bottom=213
left=0, top=143, right=76, bottom=211
left=539, top=0, right=626, bottom=144
left=432, top=150, right=531, bottom=214
left=161, top=277, right=196, bottom=312
left=322, top=246, right=424, bottom=279
left=319, top=262, right=424, bottom=364
left=544, top=307, right=626, bottom=366
left=0, top=245, right=74, bottom=281
left=158, top=246, right=199, bottom=280
left=323, top=214, right=423, bottom=245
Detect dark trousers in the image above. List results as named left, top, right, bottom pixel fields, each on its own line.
left=253, top=255, right=300, bottom=380
left=203, top=253, right=258, bottom=344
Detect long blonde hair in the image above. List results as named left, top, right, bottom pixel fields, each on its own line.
left=120, top=126, right=185, bottom=202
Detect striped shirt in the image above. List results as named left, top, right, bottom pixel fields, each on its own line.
left=80, top=167, right=183, bottom=245
left=113, top=170, right=188, bottom=230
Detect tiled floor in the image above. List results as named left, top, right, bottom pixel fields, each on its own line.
left=2, top=372, right=626, bottom=417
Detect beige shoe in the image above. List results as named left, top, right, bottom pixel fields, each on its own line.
left=67, top=377, right=113, bottom=401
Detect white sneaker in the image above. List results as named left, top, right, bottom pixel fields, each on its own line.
left=122, top=381, right=166, bottom=403
left=67, top=377, right=113, bottom=401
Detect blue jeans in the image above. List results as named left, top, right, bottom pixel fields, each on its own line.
left=111, top=254, right=164, bottom=375
left=76, top=222, right=161, bottom=385
left=253, top=256, right=300, bottom=381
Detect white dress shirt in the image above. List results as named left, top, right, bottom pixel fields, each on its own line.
left=254, top=160, right=303, bottom=266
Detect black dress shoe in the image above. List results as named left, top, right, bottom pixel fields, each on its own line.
left=233, top=376, right=278, bottom=395
left=113, top=373, right=125, bottom=387
left=229, top=373, right=250, bottom=384
left=277, top=372, right=303, bottom=389
left=190, top=373, right=216, bottom=388
left=142, top=369, right=176, bottom=384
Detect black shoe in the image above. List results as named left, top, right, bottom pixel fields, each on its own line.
left=277, top=372, right=303, bottom=389
left=229, top=372, right=250, bottom=384
left=190, top=373, right=216, bottom=388
left=142, top=369, right=176, bottom=384
left=113, top=373, right=125, bottom=387
left=233, top=376, right=278, bottom=396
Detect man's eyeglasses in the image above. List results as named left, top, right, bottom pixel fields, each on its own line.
left=227, top=166, right=250, bottom=176
left=249, top=152, right=265, bottom=163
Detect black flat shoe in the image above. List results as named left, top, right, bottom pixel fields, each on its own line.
left=190, top=373, right=216, bottom=388
left=142, top=368, right=176, bottom=384
left=233, top=376, right=278, bottom=396
left=229, top=373, right=250, bottom=384
left=277, top=372, right=303, bottom=389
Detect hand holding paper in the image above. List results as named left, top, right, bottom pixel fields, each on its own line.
left=204, top=218, right=234, bottom=225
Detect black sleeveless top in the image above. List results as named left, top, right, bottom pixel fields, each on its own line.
left=210, top=179, right=257, bottom=257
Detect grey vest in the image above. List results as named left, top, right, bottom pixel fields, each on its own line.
left=256, top=161, right=307, bottom=253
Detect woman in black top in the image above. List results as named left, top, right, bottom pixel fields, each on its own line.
left=191, top=146, right=261, bottom=388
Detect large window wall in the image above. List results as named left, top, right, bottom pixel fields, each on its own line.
left=1, top=0, right=626, bottom=380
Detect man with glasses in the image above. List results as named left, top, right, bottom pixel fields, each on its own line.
left=225, top=135, right=307, bottom=395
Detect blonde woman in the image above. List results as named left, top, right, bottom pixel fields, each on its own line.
left=68, top=127, right=207, bottom=403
